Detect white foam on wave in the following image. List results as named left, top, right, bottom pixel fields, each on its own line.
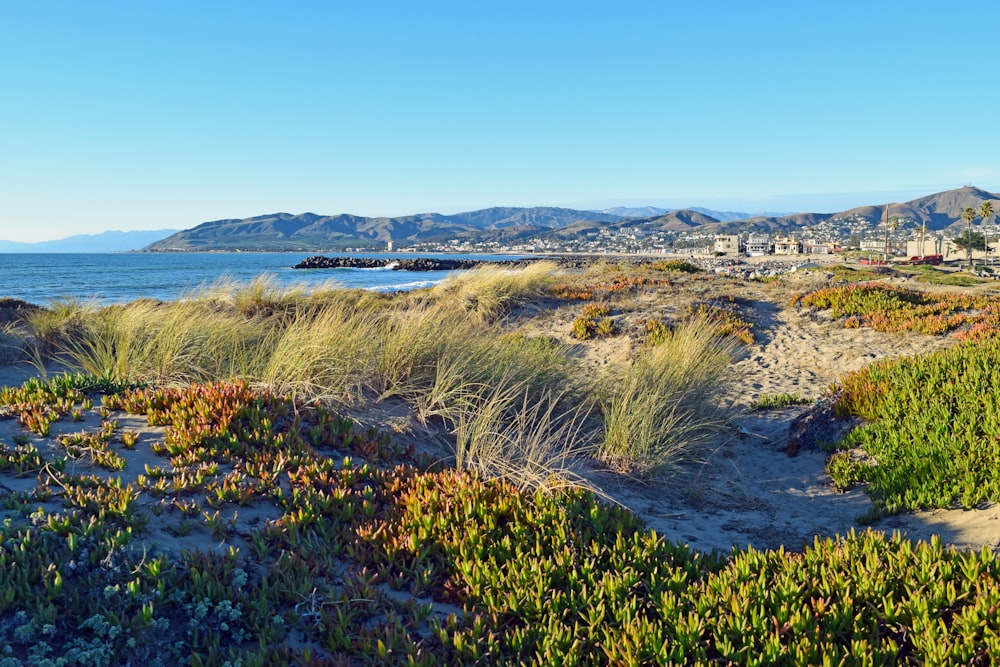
left=369, top=279, right=442, bottom=292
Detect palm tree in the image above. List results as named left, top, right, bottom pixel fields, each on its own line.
left=981, top=201, right=995, bottom=265
left=962, top=206, right=977, bottom=268
left=881, top=205, right=899, bottom=262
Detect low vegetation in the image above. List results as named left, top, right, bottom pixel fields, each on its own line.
left=903, top=265, right=987, bottom=287
left=831, top=338, right=1000, bottom=516
left=794, top=282, right=1000, bottom=336
left=751, top=392, right=814, bottom=411
left=570, top=303, right=616, bottom=340
left=6, top=261, right=1000, bottom=663
left=3, top=375, right=1000, bottom=663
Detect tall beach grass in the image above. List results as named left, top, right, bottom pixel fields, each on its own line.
left=597, top=319, right=737, bottom=476
left=22, top=265, right=738, bottom=489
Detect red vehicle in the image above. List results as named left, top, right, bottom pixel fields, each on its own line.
left=908, top=254, right=943, bottom=266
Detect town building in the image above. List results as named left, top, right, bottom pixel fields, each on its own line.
left=773, top=237, right=802, bottom=255
left=713, top=234, right=741, bottom=255
left=745, top=233, right=770, bottom=256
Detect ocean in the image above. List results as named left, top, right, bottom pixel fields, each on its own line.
left=0, top=252, right=531, bottom=306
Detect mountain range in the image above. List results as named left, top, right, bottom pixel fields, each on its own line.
left=4, top=187, right=998, bottom=253
left=0, top=229, right=179, bottom=253
left=144, top=187, right=999, bottom=252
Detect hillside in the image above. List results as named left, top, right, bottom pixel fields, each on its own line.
left=144, top=207, right=621, bottom=251
left=141, top=186, right=1000, bottom=252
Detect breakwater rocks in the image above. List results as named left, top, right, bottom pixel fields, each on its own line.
left=291, top=254, right=824, bottom=278
left=292, top=256, right=492, bottom=271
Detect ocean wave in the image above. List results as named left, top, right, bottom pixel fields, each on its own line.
left=331, top=263, right=395, bottom=272
left=369, top=279, right=441, bottom=292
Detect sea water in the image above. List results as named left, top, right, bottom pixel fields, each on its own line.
left=0, top=252, right=531, bottom=306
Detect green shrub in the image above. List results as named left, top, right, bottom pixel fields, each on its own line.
left=834, top=337, right=1000, bottom=513
left=650, top=259, right=702, bottom=273
left=751, top=393, right=814, bottom=411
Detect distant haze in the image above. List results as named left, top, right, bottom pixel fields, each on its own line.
left=0, top=230, right=178, bottom=253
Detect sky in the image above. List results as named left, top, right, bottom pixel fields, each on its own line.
left=2, top=1, right=999, bottom=242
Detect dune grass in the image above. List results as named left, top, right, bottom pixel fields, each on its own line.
left=21, top=264, right=743, bottom=489
left=20, top=268, right=601, bottom=488
left=426, top=261, right=556, bottom=323
left=596, top=319, right=737, bottom=476
left=452, top=380, right=594, bottom=493
left=751, top=392, right=814, bottom=411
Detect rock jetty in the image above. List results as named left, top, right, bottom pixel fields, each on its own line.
left=292, top=256, right=488, bottom=271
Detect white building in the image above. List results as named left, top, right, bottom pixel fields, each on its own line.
left=746, top=233, right=770, bottom=256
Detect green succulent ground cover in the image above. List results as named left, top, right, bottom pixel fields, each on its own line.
left=903, top=266, right=988, bottom=287
left=832, top=337, right=1000, bottom=517
left=794, top=281, right=1000, bottom=340
left=2, top=375, right=1000, bottom=664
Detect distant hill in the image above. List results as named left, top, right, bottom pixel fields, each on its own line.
left=719, top=186, right=1000, bottom=235
left=686, top=207, right=785, bottom=222
left=599, top=206, right=772, bottom=222
left=144, top=208, right=623, bottom=251
left=599, top=206, right=669, bottom=218
left=641, top=209, right=723, bottom=231
left=137, top=186, right=1000, bottom=253
left=0, top=229, right=178, bottom=253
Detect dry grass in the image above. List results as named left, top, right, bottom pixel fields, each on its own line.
left=596, top=318, right=737, bottom=477
left=20, top=264, right=743, bottom=490
left=427, top=261, right=557, bottom=323
left=452, top=379, right=596, bottom=493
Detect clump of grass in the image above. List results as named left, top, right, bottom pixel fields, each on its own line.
left=751, top=393, right=814, bottom=411
left=257, top=303, right=382, bottom=403
left=596, top=319, right=736, bottom=476
left=410, top=329, right=575, bottom=429
left=24, top=298, right=94, bottom=355
left=427, top=261, right=556, bottom=323
left=452, top=381, right=594, bottom=493
left=39, top=299, right=271, bottom=386
left=184, top=274, right=353, bottom=318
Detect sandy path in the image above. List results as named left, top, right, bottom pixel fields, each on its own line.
left=600, top=299, right=1000, bottom=555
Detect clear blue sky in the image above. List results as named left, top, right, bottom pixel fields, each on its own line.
left=2, top=1, right=998, bottom=242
